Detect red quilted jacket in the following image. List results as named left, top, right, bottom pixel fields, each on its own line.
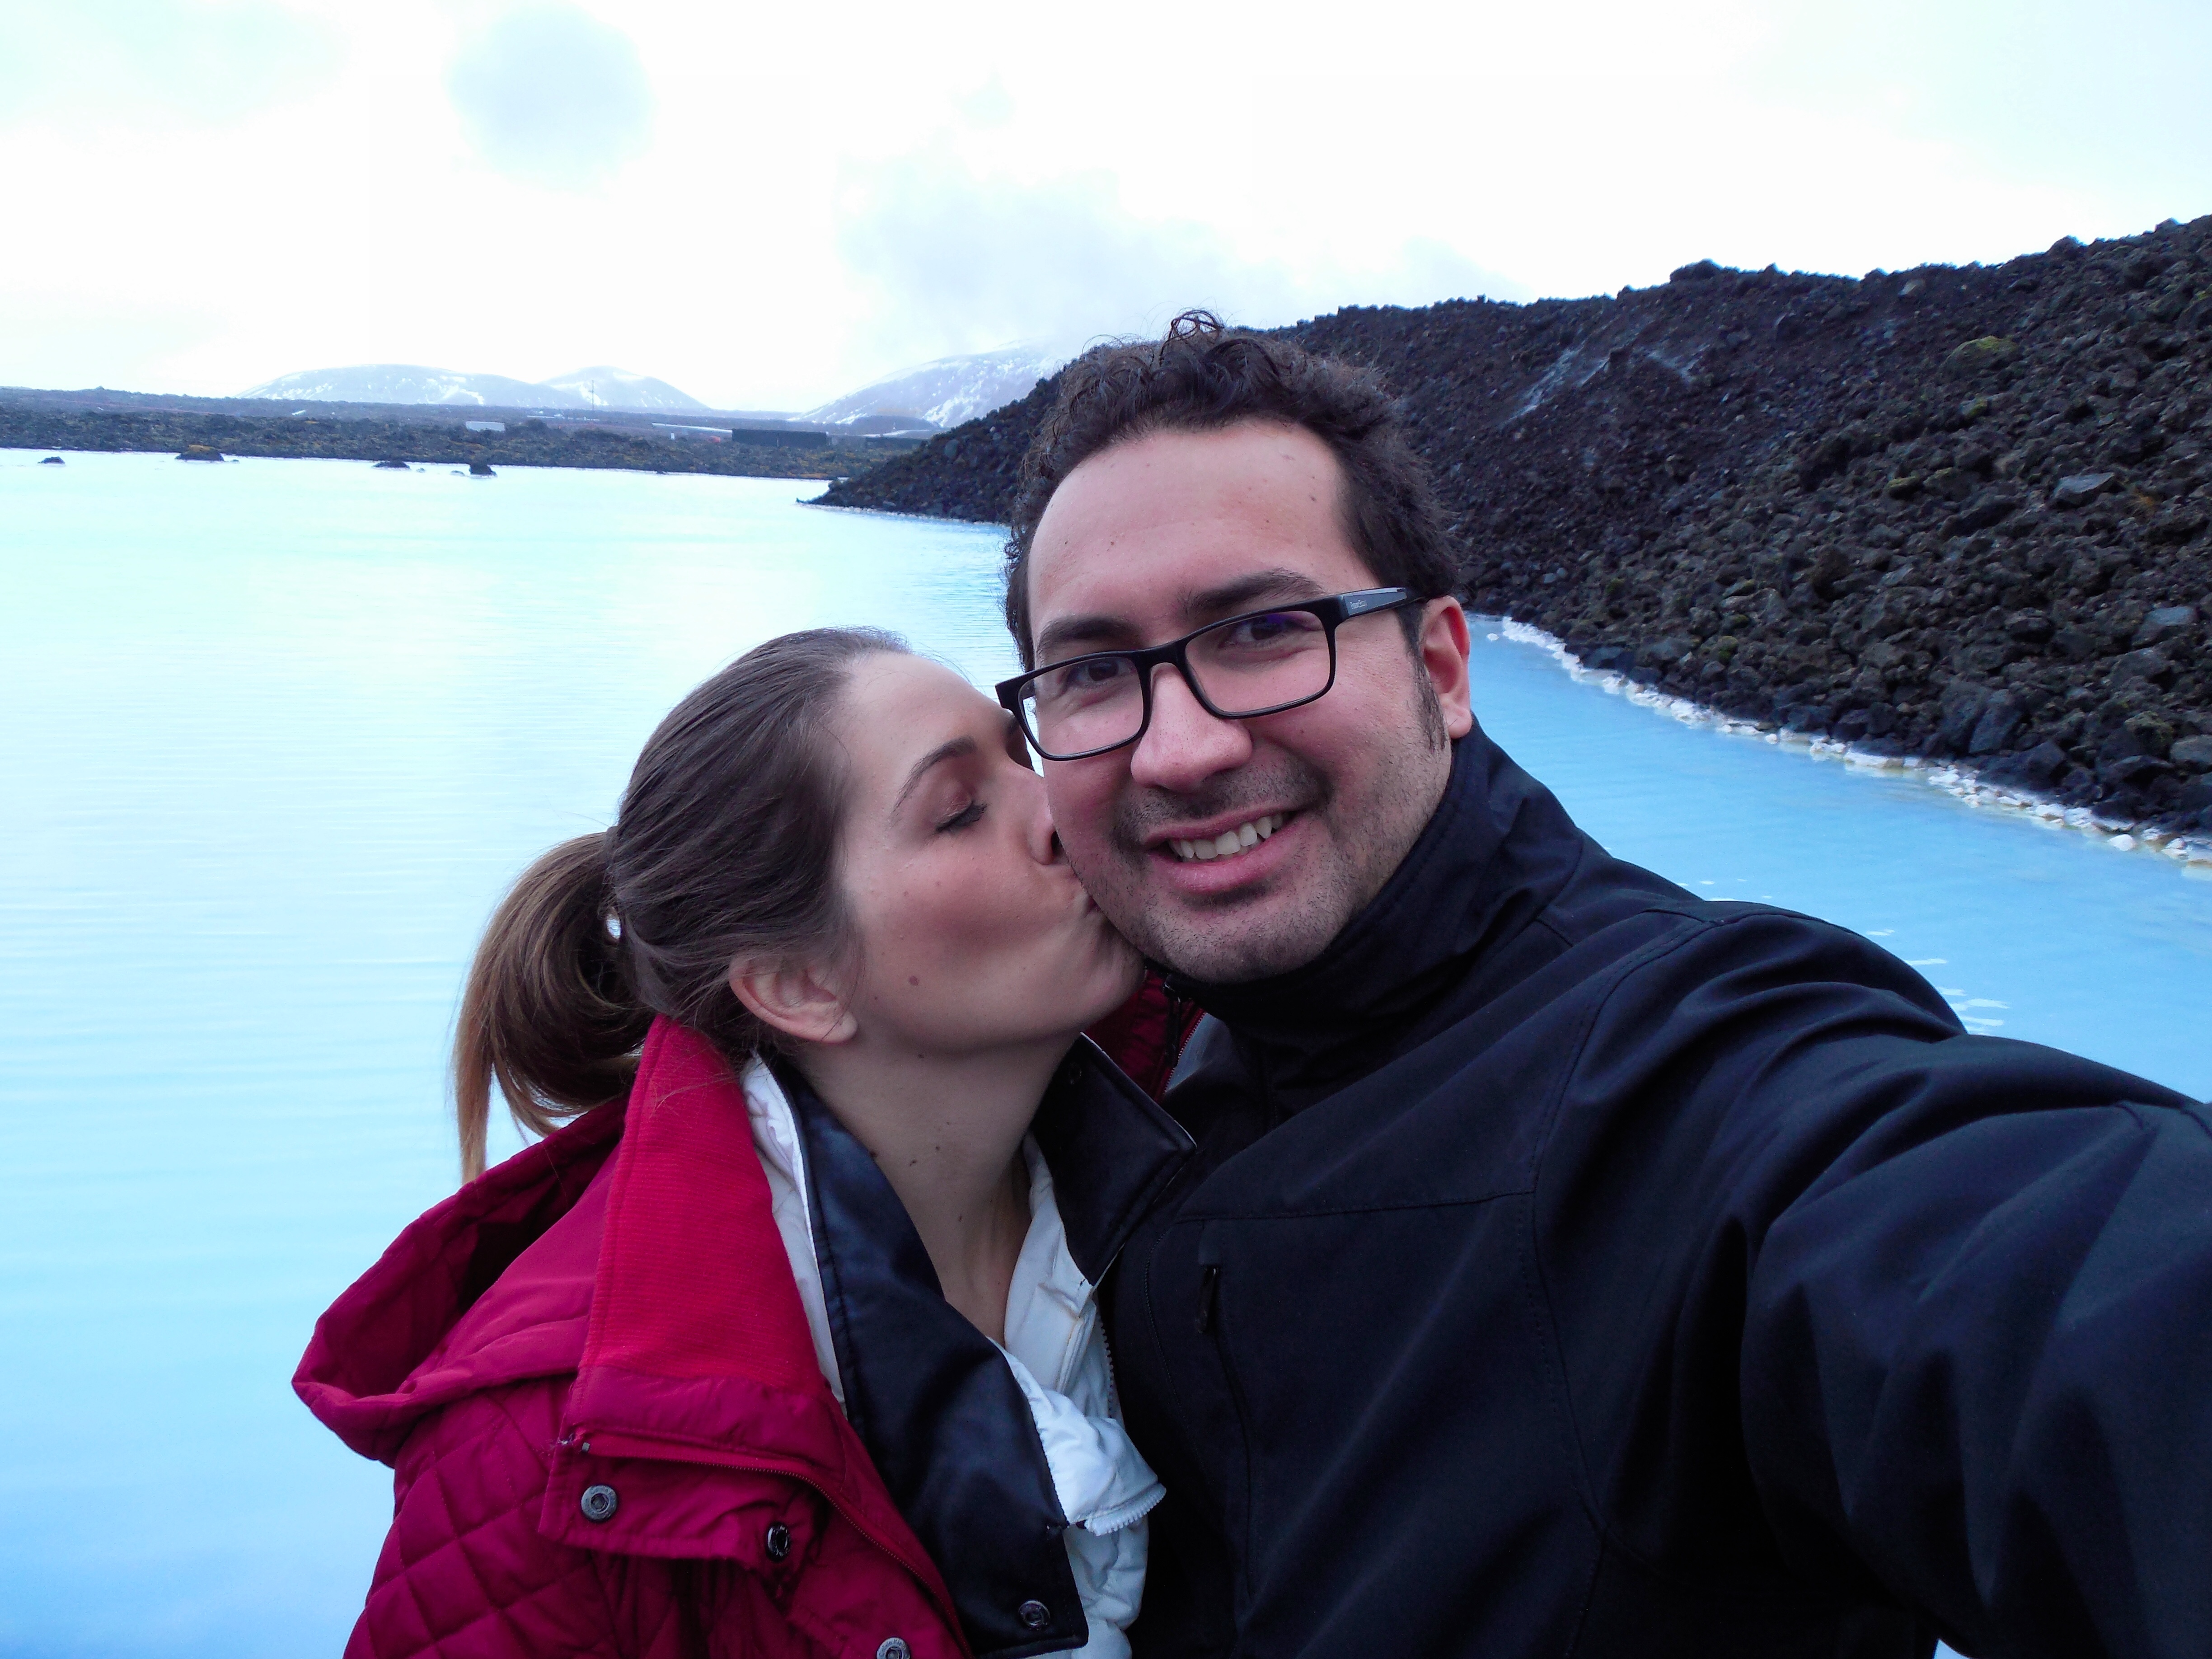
left=297, top=984, right=1199, bottom=1659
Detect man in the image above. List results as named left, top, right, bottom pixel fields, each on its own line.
left=994, top=314, right=2212, bottom=1659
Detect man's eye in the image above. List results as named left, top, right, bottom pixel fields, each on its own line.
left=937, top=800, right=985, bottom=832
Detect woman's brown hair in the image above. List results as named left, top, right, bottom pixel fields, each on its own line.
left=452, top=627, right=906, bottom=1178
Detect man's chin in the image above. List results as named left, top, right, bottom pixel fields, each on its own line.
left=1128, top=889, right=1349, bottom=986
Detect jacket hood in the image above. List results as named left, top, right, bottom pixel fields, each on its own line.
left=1167, top=722, right=1612, bottom=1109
left=295, top=1091, right=626, bottom=1464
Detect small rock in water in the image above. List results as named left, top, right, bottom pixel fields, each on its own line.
left=40, top=455, right=64, bottom=465
left=468, top=460, right=495, bottom=477
left=178, top=444, right=224, bottom=462
left=373, top=459, right=412, bottom=470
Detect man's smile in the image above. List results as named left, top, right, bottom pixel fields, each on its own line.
left=1165, top=811, right=1291, bottom=863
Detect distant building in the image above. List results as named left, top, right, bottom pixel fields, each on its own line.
left=651, top=422, right=732, bottom=441
left=728, top=426, right=830, bottom=450
left=464, top=420, right=505, bottom=434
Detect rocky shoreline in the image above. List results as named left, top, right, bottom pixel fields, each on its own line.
left=819, top=216, right=2212, bottom=837
left=1490, top=615, right=2212, bottom=868
left=3, top=401, right=880, bottom=482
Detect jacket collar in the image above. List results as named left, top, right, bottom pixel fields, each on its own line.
left=764, top=1038, right=1188, bottom=1659
left=1028, top=1036, right=1196, bottom=1281
left=771, top=1055, right=1083, bottom=1659
left=558, top=1021, right=961, bottom=1622
left=1166, top=723, right=1591, bottom=1111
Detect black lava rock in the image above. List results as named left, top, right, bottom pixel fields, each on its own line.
left=825, top=213, right=2212, bottom=834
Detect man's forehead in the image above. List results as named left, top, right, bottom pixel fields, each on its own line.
left=1026, top=423, right=1367, bottom=651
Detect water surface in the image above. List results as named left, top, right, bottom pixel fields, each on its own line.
left=2, top=451, right=2205, bottom=1657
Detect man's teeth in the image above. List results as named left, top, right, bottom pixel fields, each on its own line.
left=1169, top=814, right=1284, bottom=863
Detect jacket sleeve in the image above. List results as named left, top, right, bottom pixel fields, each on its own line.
left=1738, top=1030, right=2212, bottom=1659
left=348, top=1384, right=621, bottom=1659
left=1548, top=906, right=2212, bottom=1659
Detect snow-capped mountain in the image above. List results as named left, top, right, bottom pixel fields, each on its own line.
left=241, top=366, right=590, bottom=408
left=537, top=367, right=706, bottom=412
left=240, top=364, right=708, bottom=412
left=804, top=345, right=1069, bottom=431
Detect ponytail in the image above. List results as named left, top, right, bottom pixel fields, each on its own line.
left=450, top=627, right=906, bottom=1181
left=453, top=833, right=651, bottom=1180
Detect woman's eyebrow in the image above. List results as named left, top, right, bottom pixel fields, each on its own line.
left=891, top=735, right=979, bottom=814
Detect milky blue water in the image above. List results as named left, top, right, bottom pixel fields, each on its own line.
left=2, top=450, right=2206, bottom=1658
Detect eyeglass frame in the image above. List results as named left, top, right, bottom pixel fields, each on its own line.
left=994, top=586, right=1424, bottom=761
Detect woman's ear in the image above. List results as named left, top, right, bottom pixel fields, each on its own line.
left=729, top=959, right=858, bottom=1046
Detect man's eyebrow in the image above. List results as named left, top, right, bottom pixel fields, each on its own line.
left=1186, top=567, right=1330, bottom=616
left=891, top=734, right=978, bottom=814
left=1033, top=568, right=1331, bottom=664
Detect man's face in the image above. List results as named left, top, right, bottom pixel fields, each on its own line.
left=1026, top=421, right=1473, bottom=984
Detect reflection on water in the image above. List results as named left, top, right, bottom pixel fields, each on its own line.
left=2, top=452, right=2205, bottom=1657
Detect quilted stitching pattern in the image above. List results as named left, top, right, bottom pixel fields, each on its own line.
left=351, top=1382, right=618, bottom=1658
left=349, top=1379, right=845, bottom=1659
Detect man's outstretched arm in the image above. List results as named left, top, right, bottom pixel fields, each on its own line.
left=1739, top=1032, right=2212, bottom=1659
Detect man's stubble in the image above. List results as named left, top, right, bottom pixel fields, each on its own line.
left=1072, top=670, right=1454, bottom=985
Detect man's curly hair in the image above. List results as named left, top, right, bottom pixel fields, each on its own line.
left=1003, top=311, right=1462, bottom=666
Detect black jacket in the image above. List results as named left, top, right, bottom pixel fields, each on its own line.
left=1109, top=726, right=2212, bottom=1659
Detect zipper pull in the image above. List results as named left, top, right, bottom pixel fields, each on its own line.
left=1195, top=1264, right=1220, bottom=1334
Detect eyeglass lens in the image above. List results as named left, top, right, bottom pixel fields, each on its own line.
left=1022, top=609, right=1332, bottom=757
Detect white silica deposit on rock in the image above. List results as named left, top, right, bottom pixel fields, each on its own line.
left=1487, top=617, right=2212, bottom=873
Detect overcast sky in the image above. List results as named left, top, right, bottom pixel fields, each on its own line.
left=2, top=0, right=2207, bottom=410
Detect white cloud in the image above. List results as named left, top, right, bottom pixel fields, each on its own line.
left=446, top=3, right=653, bottom=190
left=833, top=147, right=1528, bottom=377
left=0, top=0, right=2204, bottom=409
left=0, top=0, right=338, bottom=125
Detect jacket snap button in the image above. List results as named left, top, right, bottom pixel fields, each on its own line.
left=1018, top=1599, right=1051, bottom=1629
left=764, top=1521, right=792, bottom=1561
left=578, top=1484, right=619, bottom=1523
left=875, top=1641, right=910, bottom=1659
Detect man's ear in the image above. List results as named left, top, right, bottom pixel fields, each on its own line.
left=1420, top=597, right=1475, bottom=740
left=729, top=959, right=858, bottom=1047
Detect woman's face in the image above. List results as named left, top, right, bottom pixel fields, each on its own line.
left=826, top=653, right=1142, bottom=1055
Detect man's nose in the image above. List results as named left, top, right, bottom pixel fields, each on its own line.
left=1130, top=665, right=1253, bottom=792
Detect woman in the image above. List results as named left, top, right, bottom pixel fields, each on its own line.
left=295, top=628, right=1197, bottom=1659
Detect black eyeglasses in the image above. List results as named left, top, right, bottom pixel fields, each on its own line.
left=995, top=587, right=1421, bottom=761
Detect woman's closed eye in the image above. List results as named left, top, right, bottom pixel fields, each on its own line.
left=936, top=798, right=986, bottom=832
